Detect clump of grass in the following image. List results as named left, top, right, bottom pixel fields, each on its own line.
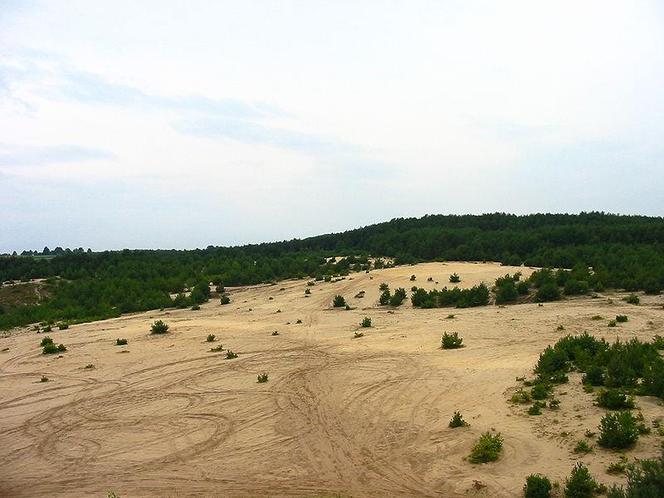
left=606, top=457, right=627, bottom=475
left=624, top=294, right=640, bottom=305
left=116, top=338, right=128, bottom=346
left=40, top=376, right=49, bottom=382
left=150, top=320, right=169, bottom=334
left=353, top=331, right=364, bottom=339
left=57, top=322, right=69, bottom=330
left=468, top=432, right=503, bottom=463
left=271, top=330, right=279, bottom=336
left=225, top=350, right=238, bottom=360
left=591, top=315, right=603, bottom=320
left=191, top=304, right=200, bottom=310
left=410, top=275, right=416, bottom=281
left=220, top=294, right=231, bottom=305
left=40, top=336, right=54, bottom=347
left=528, top=401, right=546, bottom=416
left=354, top=290, right=365, bottom=298
left=511, top=389, right=532, bottom=404
left=296, top=319, right=303, bottom=324
left=531, top=383, right=550, bottom=400
left=608, top=319, right=617, bottom=327
left=209, top=344, right=224, bottom=352
left=557, top=325, right=565, bottom=331
left=449, top=411, right=469, bottom=428
left=596, top=389, right=635, bottom=410
left=573, top=440, right=592, bottom=454
left=206, top=334, right=216, bottom=342
left=584, top=430, right=595, bottom=438
left=257, top=372, right=268, bottom=383
left=549, top=398, right=560, bottom=409
left=305, top=288, right=312, bottom=295
left=360, top=317, right=372, bottom=328
left=84, top=364, right=94, bottom=369
left=441, top=331, right=464, bottom=349
left=615, top=314, right=628, bottom=323
left=446, top=314, right=456, bottom=319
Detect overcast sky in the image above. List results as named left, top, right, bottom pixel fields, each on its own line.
left=1, top=1, right=663, bottom=252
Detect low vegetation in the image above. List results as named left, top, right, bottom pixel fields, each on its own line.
left=115, top=338, right=128, bottom=346
left=332, top=295, right=346, bottom=307
left=524, top=474, right=552, bottom=498
left=564, top=463, right=598, bottom=497
left=257, top=372, right=268, bottom=383
left=468, top=432, right=503, bottom=463
left=360, top=317, right=372, bottom=328
left=448, top=411, right=468, bottom=428
left=441, top=331, right=464, bottom=349
left=597, top=411, right=639, bottom=449
left=150, top=320, right=169, bottom=334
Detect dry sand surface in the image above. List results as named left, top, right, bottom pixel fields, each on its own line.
left=1, top=262, right=663, bottom=497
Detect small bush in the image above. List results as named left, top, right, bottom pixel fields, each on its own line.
left=449, top=273, right=461, bottom=283
left=389, top=287, right=407, bottom=306
left=608, top=320, right=617, bottom=327
left=379, top=282, right=389, bottom=291
left=43, top=343, right=66, bottom=354
left=624, top=294, right=640, bottom=305
left=582, top=365, right=605, bottom=386
left=615, top=315, right=628, bottom=323
left=209, top=344, right=224, bottom=352
left=333, top=295, right=346, bottom=307
left=596, top=389, right=635, bottom=410
left=511, top=389, right=532, bottom=404
left=653, top=335, right=664, bottom=350
left=446, top=314, right=456, bottom=319
left=40, top=336, right=54, bottom=347
left=606, top=460, right=626, bottom=475
left=58, top=322, right=69, bottom=330
left=549, top=398, right=560, bottom=409
left=353, top=331, right=364, bottom=339
left=379, top=289, right=391, bottom=305
left=449, top=411, right=468, bottom=428
left=116, top=338, right=128, bottom=346
left=531, top=383, right=550, bottom=400
left=598, top=411, right=639, bottom=449
left=410, top=275, right=416, bottom=281
left=191, top=304, right=200, bottom=310
left=42, top=325, right=52, bottom=332
left=271, top=330, right=279, bottom=336
left=354, top=290, right=365, bottom=298
left=564, top=463, right=597, bottom=498
left=40, top=376, right=49, bottom=382
left=150, top=320, right=169, bottom=334
left=84, top=363, right=94, bottom=369
left=557, top=325, right=565, bottom=331
left=360, top=317, right=372, bottom=328
left=574, top=440, right=592, bottom=454
left=296, top=319, right=302, bottom=324
left=257, top=372, right=268, bottom=383
left=220, top=295, right=231, bottom=305
left=528, top=401, right=545, bottom=415
left=591, top=315, right=603, bottom=320
left=524, top=474, right=552, bottom=498
left=468, top=432, right=503, bottom=463
left=441, top=332, right=464, bottom=349
left=225, top=350, right=238, bottom=359
left=305, top=288, right=311, bottom=295
left=206, top=334, right=216, bottom=342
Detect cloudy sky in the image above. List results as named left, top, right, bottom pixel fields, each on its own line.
left=1, top=1, right=663, bottom=252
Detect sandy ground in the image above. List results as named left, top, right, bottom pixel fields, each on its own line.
left=0, top=262, right=662, bottom=497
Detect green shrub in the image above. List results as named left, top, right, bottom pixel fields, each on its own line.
left=257, top=372, right=268, bottom=383
left=596, top=389, right=635, bottom=410
left=220, top=294, right=230, bottom=305
left=40, top=336, right=53, bottom=347
left=206, top=334, right=215, bottom=342
left=652, top=335, right=664, bottom=350
left=360, top=317, right=372, bottom=328
left=271, top=330, right=279, bottom=336
left=116, top=338, right=128, bottom=346
left=598, top=411, right=639, bottom=449
left=84, top=363, right=94, bottom=369
left=582, top=365, right=605, bottom=386
left=524, top=474, right=552, bottom=498
left=624, top=294, right=640, bottom=305
left=191, top=304, right=200, bottom=310
left=468, top=432, right=503, bottom=463
left=379, top=283, right=389, bottom=291
left=616, top=315, right=628, bottom=323
left=353, top=331, right=364, bottom=339
left=531, top=383, right=550, bottom=400
left=389, top=288, right=407, bottom=306
left=511, top=389, right=532, bottom=404
left=296, top=319, right=302, bottom=324
left=605, top=451, right=664, bottom=496
left=43, top=343, right=66, bottom=354
left=58, top=322, right=69, bottom=330
left=410, top=275, right=416, bottom=281
left=564, top=463, right=597, bottom=497
left=448, top=411, right=468, bottom=428
left=536, top=282, right=561, bottom=302
left=42, top=325, right=52, bottom=332
left=333, top=295, right=346, bottom=307
left=528, top=401, right=545, bottom=415
left=573, top=440, right=592, bottom=454
left=379, top=289, right=391, bottom=305
left=606, top=460, right=627, bottom=475
left=150, top=320, right=169, bottom=334
left=591, top=315, right=603, bottom=320
left=305, top=288, right=311, bottom=295
left=441, top=331, right=463, bottom=349
left=449, top=273, right=461, bottom=283
left=40, top=375, right=49, bottom=382
left=209, top=344, right=224, bottom=352
left=549, top=398, right=560, bottom=409
left=225, top=350, right=238, bottom=359
left=608, top=320, right=617, bottom=327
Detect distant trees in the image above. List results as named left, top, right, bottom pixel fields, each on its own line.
left=411, top=283, right=489, bottom=308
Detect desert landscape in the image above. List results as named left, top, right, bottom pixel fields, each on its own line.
left=1, top=262, right=662, bottom=497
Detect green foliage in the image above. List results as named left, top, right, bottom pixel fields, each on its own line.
left=448, top=411, right=468, bottom=428
left=389, top=287, right=407, bottom=306
left=441, top=331, right=463, bottom=349
left=582, top=365, right=605, bottom=386
left=605, top=451, right=664, bottom=497
left=40, top=336, right=53, bottom=347
left=564, top=463, right=597, bottom=498
left=220, top=294, right=231, bottom=305
left=624, top=294, right=640, bottom=305
left=494, top=274, right=519, bottom=304
left=304, top=288, right=311, bottom=295
left=511, top=389, right=532, bottom=404
left=616, top=315, right=628, bottom=323
left=596, top=389, right=635, bottom=410
left=353, top=331, right=364, bottom=339
left=598, top=411, right=639, bottom=449
left=379, top=282, right=389, bottom=291
left=206, top=334, right=215, bottom=342
left=531, top=383, right=550, bottom=400
left=332, top=295, right=346, bottom=307
left=115, top=338, right=128, bottom=345
left=257, top=372, right=268, bottom=383
left=411, top=283, right=489, bottom=308
left=524, top=474, right=552, bottom=498
left=608, top=319, right=617, bottom=327
left=360, top=317, right=372, bottom=328
left=528, top=401, right=545, bottom=415
left=58, top=322, right=69, bottom=330
left=468, top=432, right=503, bottom=463
left=449, top=273, right=461, bottom=283
left=209, top=344, right=224, bottom=352
left=150, top=320, right=169, bottom=334
left=410, top=274, right=416, bottom=281
left=271, top=330, right=279, bottom=336
left=225, top=350, right=238, bottom=359
left=573, top=440, right=592, bottom=454
left=535, top=282, right=561, bottom=302
left=42, top=342, right=66, bottom=354
left=379, top=289, right=391, bottom=305
left=40, top=375, right=49, bottom=382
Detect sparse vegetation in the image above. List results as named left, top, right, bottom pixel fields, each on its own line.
left=441, top=331, right=463, bottom=349
left=598, top=411, right=639, bottom=449
left=220, top=294, right=231, bottom=305
left=353, top=331, right=364, bottom=339
left=624, top=294, right=640, bottom=305
left=42, top=342, right=66, bottom=354
left=40, top=375, right=49, bottom=382
left=573, top=440, right=592, bottom=454
left=449, top=273, right=461, bottom=283
left=116, top=338, right=128, bottom=346
left=257, top=372, right=268, bottom=383
left=596, top=389, right=635, bottom=410
left=150, top=320, right=169, bottom=334
left=332, top=295, right=346, bottom=307
left=225, top=350, right=238, bottom=359
left=448, top=411, right=468, bottom=428
left=360, top=317, right=372, bottom=328
left=206, top=334, right=216, bottom=342
left=271, top=330, right=279, bottom=336
left=564, top=463, right=598, bottom=498
left=468, top=432, right=503, bottom=463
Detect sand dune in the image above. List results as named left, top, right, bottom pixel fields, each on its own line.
left=1, top=262, right=662, bottom=497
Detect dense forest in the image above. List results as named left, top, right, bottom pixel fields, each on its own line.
left=1, top=212, right=663, bottom=330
